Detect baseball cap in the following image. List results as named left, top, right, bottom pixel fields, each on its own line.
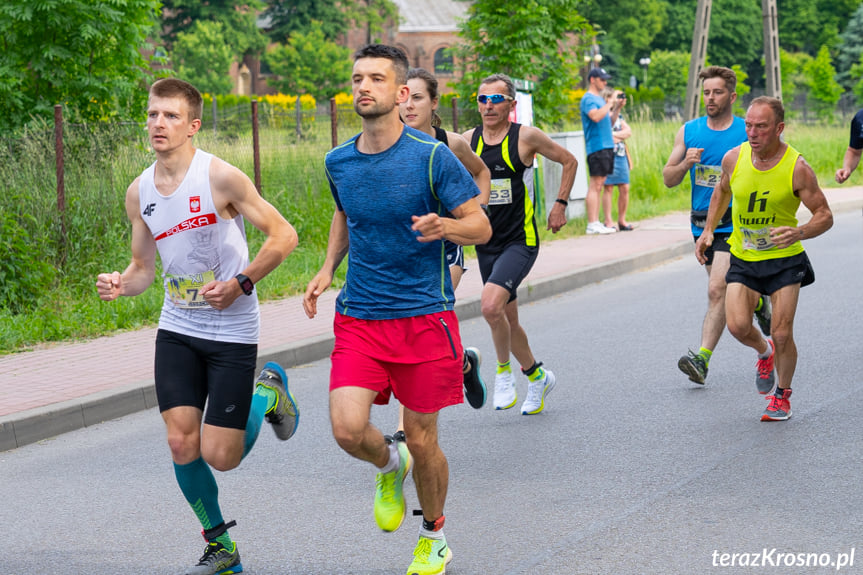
left=588, top=68, right=612, bottom=80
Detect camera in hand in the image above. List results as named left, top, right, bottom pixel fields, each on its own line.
left=617, top=93, right=626, bottom=99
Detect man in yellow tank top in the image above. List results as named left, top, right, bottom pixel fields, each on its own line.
left=695, top=97, right=833, bottom=422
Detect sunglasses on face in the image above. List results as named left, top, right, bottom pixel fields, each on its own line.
left=477, top=94, right=513, bottom=104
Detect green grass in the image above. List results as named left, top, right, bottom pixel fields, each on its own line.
left=0, top=115, right=847, bottom=354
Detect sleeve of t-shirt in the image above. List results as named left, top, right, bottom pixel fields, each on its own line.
left=432, top=144, right=480, bottom=213
left=324, top=161, right=344, bottom=212
left=850, top=112, right=863, bottom=150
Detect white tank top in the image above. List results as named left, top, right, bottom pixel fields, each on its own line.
left=138, top=149, right=259, bottom=343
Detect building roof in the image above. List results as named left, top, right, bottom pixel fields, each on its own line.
left=392, top=0, right=470, bottom=33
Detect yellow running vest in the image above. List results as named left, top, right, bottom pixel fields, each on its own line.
left=729, top=142, right=804, bottom=262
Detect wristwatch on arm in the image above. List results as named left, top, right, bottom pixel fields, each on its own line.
left=235, top=273, right=254, bottom=296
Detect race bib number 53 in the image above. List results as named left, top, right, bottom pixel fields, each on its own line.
left=166, top=271, right=215, bottom=308
left=489, top=178, right=513, bottom=206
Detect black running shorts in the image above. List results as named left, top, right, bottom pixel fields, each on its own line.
left=477, top=243, right=539, bottom=303
left=154, top=329, right=258, bottom=430
left=726, top=252, right=815, bottom=295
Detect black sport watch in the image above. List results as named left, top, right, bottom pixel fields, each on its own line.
left=235, top=273, right=254, bottom=296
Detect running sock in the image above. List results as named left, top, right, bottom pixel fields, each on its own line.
left=521, top=361, right=546, bottom=382
left=174, top=457, right=233, bottom=549
left=380, top=441, right=400, bottom=473
left=420, top=516, right=446, bottom=540
left=242, top=385, right=277, bottom=459
left=758, top=341, right=772, bottom=359
left=496, top=360, right=511, bottom=375
left=698, top=347, right=713, bottom=365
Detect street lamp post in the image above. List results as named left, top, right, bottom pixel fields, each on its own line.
left=639, top=57, right=651, bottom=87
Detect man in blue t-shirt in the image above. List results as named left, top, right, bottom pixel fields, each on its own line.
left=663, top=66, right=771, bottom=387
left=835, top=108, right=863, bottom=183
left=302, top=44, right=491, bottom=575
left=580, top=67, right=624, bottom=234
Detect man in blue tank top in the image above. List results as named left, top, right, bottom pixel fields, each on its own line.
left=663, top=66, right=771, bottom=386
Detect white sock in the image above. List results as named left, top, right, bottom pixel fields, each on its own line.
left=379, top=442, right=400, bottom=473
left=420, top=526, right=445, bottom=541
left=758, top=340, right=772, bottom=359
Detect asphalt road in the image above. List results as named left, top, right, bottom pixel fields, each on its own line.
left=3, top=210, right=862, bottom=575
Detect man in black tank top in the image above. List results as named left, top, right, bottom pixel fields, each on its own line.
left=463, top=73, right=578, bottom=416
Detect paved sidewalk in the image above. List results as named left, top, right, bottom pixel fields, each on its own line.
left=2, top=186, right=860, bottom=451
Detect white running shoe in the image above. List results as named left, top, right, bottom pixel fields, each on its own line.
left=586, top=221, right=616, bottom=235
left=521, top=370, right=556, bottom=415
left=493, top=371, right=517, bottom=410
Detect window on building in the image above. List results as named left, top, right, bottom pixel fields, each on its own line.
left=434, top=48, right=454, bottom=75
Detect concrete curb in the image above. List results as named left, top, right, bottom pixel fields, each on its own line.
left=4, top=186, right=860, bottom=451
left=0, top=240, right=692, bottom=451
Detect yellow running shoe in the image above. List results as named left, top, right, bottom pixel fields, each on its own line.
left=374, top=440, right=412, bottom=532
left=406, top=535, right=452, bottom=575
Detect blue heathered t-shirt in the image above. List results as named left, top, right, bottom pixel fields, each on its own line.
left=683, top=115, right=747, bottom=236
left=580, top=92, right=614, bottom=155
left=325, top=124, right=480, bottom=320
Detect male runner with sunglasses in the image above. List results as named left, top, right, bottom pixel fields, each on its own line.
left=463, top=73, right=578, bottom=416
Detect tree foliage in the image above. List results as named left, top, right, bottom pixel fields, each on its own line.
left=454, top=0, right=592, bottom=127
left=835, top=3, right=863, bottom=89
left=778, top=0, right=860, bottom=55
left=262, top=0, right=348, bottom=43
left=172, top=21, right=236, bottom=95
left=0, top=0, right=161, bottom=128
left=264, top=21, right=352, bottom=100
left=160, top=0, right=267, bottom=56
left=806, top=45, right=844, bottom=122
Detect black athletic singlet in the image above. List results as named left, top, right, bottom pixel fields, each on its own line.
left=470, top=123, right=537, bottom=253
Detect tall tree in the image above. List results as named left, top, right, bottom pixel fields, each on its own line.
left=346, top=0, right=400, bottom=45
left=160, top=0, right=267, bottom=56
left=835, top=3, right=863, bottom=89
left=778, top=0, right=861, bottom=56
left=454, top=0, right=592, bottom=127
left=172, top=21, right=236, bottom=95
left=0, top=0, right=161, bottom=127
left=264, top=21, right=352, bottom=100
left=578, top=0, right=666, bottom=79
left=262, top=0, right=348, bottom=43
left=806, top=45, right=844, bottom=122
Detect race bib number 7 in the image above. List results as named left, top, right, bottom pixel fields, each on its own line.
left=166, top=271, right=215, bottom=308
left=489, top=178, right=513, bottom=206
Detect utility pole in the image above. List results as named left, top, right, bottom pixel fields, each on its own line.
left=763, top=0, right=782, bottom=99
left=684, top=0, right=711, bottom=121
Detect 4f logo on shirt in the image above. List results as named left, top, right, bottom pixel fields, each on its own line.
left=747, top=190, right=769, bottom=213
left=142, top=203, right=156, bottom=217
left=190, top=196, right=201, bottom=213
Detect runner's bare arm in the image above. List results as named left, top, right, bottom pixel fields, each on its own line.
left=770, top=157, right=833, bottom=249
left=662, top=125, right=702, bottom=188
left=96, top=177, right=157, bottom=301
left=304, top=209, right=349, bottom=318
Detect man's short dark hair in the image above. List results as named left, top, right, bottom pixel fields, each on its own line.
left=699, top=66, right=737, bottom=93
left=354, top=44, right=409, bottom=84
left=750, top=96, right=785, bottom=124
left=480, top=73, right=516, bottom=99
left=149, top=78, right=203, bottom=121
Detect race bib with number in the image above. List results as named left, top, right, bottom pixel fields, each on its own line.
left=694, top=164, right=722, bottom=188
left=166, top=271, right=215, bottom=308
left=740, top=227, right=775, bottom=251
left=489, top=178, right=513, bottom=206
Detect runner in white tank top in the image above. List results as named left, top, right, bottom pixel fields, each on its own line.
left=96, top=78, right=299, bottom=574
